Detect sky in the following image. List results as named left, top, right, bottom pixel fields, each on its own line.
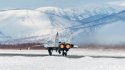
left=0, top=0, right=125, bottom=9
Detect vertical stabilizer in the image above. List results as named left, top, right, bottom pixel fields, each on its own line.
left=55, top=32, right=59, bottom=47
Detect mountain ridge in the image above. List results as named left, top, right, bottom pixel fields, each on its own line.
left=0, top=6, right=125, bottom=44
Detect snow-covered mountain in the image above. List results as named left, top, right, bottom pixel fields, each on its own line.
left=0, top=6, right=125, bottom=44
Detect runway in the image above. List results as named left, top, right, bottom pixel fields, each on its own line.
left=0, top=52, right=125, bottom=59
left=0, top=53, right=84, bottom=58
left=0, top=49, right=125, bottom=59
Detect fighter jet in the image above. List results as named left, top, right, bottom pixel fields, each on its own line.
left=44, top=32, right=78, bottom=56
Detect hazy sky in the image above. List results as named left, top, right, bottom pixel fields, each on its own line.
left=0, top=0, right=125, bottom=9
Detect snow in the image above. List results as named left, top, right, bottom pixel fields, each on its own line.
left=0, top=49, right=125, bottom=70
left=0, top=10, right=51, bottom=38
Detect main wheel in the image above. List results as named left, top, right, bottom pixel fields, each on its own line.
left=65, top=52, right=67, bottom=56
left=58, top=49, right=61, bottom=54
left=62, top=51, right=67, bottom=56
left=48, top=48, right=53, bottom=56
left=62, top=51, right=65, bottom=56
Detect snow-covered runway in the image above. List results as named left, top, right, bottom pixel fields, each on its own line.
left=0, top=55, right=125, bottom=70
left=0, top=49, right=125, bottom=70
left=0, top=48, right=125, bottom=58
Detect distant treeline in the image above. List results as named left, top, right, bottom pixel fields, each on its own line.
left=0, top=42, right=125, bottom=50
left=79, top=43, right=125, bottom=50
left=0, top=43, right=45, bottom=50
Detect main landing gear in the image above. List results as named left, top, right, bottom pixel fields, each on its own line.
left=47, top=43, right=72, bottom=56
left=48, top=47, right=53, bottom=56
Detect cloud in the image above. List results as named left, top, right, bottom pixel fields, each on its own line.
left=108, top=1, right=125, bottom=7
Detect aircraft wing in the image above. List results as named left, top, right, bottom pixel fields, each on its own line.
left=44, top=44, right=57, bottom=48
left=73, top=45, right=78, bottom=48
